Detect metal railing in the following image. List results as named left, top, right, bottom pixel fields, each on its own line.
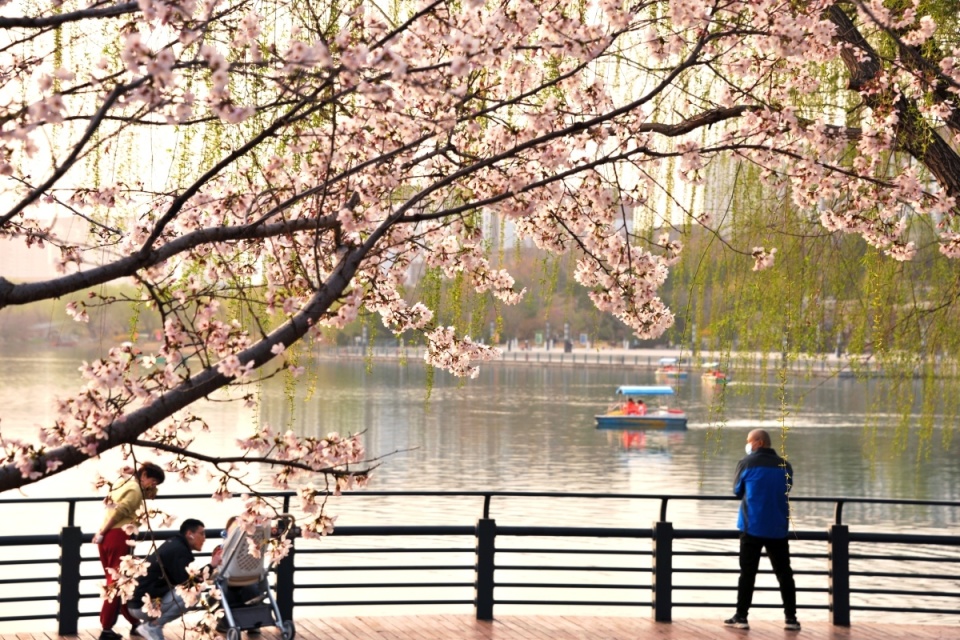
left=1, top=492, right=958, bottom=634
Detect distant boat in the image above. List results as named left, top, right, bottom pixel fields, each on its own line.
left=701, top=362, right=729, bottom=384
left=655, top=357, right=689, bottom=379
left=594, top=385, right=688, bottom=430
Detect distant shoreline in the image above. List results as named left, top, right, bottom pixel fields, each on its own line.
left=313, top=345, right=887, bottom=379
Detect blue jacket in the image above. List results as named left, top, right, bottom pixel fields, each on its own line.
left=734, top=447, right=793, bottom=538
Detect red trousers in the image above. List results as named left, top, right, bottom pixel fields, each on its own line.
left=98, top=528, right=139, bottom=629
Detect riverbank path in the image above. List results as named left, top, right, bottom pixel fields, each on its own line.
left=7, top=615, right=957, bottom=640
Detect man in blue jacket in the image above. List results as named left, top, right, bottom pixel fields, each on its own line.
left=724, top=429, right=801, bottom=631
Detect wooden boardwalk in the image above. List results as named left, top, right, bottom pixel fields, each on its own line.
left=7, top=616, right=958, bottom=640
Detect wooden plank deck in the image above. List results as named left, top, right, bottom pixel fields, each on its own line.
left=4, top=616, right=958, bottom=640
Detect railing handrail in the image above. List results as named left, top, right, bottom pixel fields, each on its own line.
left=6, top=490, right=958, bottom=527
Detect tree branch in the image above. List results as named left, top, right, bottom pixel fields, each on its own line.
left=0, top=215, right=339, bottom=308
left=0, top=242, right=369, bottom=492
left=0, top=2, right=138, bottom=28
left=132, top=439, right=381, bottom=476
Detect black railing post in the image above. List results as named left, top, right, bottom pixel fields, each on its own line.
left=475, top=518, right=496, bottom=620
left=652, top=520, right=673, bottom=622
left=275, top=542, right=296, bottom=622
left=58, top=526, right=83, bottom=636
left=829, top=524, right=850, bottom=626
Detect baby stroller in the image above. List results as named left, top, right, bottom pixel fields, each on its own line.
left=214, top=517, right=296, bottom=640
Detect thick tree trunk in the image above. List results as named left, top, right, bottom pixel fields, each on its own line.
left=826, top=4, right=960, bottom=207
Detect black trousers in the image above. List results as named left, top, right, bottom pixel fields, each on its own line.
left=736, top=533, right=797, bottom=619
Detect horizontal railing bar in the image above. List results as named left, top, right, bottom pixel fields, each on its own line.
left=294, top=565, right=475, bottom=572
left=0, top=577, right=58, bottom=585
left=850, top=532, right=960, bottom=545
left=850, top=554, right=960, bottom=562
left=672, top=568, right=829, bottom=576
left=494, top=600, right=651, bottom=606
left=0, top=614, right=57, bottom=622
left=0, top=559, right=58, bottom=566
left=294, top=599, right=472, bottom=607
left=673, top=530, right=828, bottom=541
left=851, top=572, right=960, bottom=580
left=0, top=596, right=59, bottom=603
left=330, top=526, right=474, bottom=536
left=674, top=602, right=827, bottom=609
left=300, top=548, right=474, bottom=554
left=850, top=588, right=960, bottom=597
left=497, top=527, right=652, bottom=538
left=295, top=582, right=472, bottom=589
left=495, top=566, right=649, bottom=573
left=673, top=586, right=827, bottom=593
left=672, top=551, right=826, bottom=559
left=0, top=536, right=60, bottom=546
left=851, top=606, right=960, bottom=614
left=494, top=583, right=644, bottom=589
left=497, top=549, right=649, bottom=556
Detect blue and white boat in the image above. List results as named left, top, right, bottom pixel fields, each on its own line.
left=594, top=385, right=688, bottom=430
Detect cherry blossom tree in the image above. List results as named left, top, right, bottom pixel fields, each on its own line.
left=1, top=0, right=959, bottom=507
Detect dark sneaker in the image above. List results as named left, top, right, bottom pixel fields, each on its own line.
left=785, top=618, right=801, bottom=631
left=100, top=630, right=123, bottom=640
left=129, top=627, right=143, bottom=638
left=724, top=615, right=749, bottom=629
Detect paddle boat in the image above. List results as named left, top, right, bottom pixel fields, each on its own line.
left=701, top=362, right=729, bottom=384
left=594, top=385, right=688, bottom=430
left=655, top=357, right=689, bottom=380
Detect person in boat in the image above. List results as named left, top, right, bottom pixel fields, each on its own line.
left=623, top=398, right=647, bottom=416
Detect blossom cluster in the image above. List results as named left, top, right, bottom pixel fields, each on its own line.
left=424, top=326, right=501, bottom=379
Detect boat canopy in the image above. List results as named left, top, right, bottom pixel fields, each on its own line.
left=616, top=385, right=676, bottom=397
left=658, top=357, right=678, bottom=365
left=702, top=362, right=720, bottom=368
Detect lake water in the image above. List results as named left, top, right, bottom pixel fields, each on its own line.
left=1, top=350, right=958, bottom=628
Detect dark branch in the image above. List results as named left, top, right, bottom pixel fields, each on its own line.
left=0, top=243, right=369, bottom=492
left=0, top=2, right=138, bottom=28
